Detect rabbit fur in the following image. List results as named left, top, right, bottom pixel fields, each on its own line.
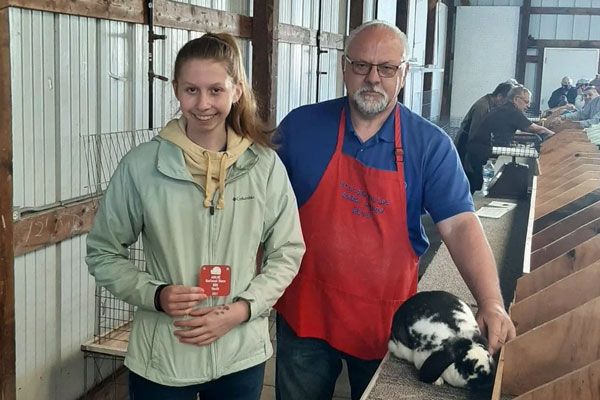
left=388, top=290, right=496, bottom=390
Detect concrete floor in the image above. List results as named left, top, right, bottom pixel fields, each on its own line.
left=260, top=312, right=353, bottom=400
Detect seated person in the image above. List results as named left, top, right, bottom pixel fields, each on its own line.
left=548, top=76, right=577, bottom=108
left=573, top=78, right=590, bottom=110
left=560, top=87, right=600, bottom=128
left=464, top=85, right=554, bottom=193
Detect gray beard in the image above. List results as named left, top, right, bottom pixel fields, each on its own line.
left=351, top=87, right=390, bottom=117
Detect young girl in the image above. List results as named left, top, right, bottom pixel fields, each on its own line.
left=86, top=33, right=305, bottom=400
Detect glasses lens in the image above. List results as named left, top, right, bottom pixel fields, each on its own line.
left=352, top=62, right=371, bottom=75
left=377, top=65, right=398, bottom=78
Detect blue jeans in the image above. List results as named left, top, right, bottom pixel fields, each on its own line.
left=276, top=315, right=381, bottom=400
left=129, top=362, right=265, bottom=400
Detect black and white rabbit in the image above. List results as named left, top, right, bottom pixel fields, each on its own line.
left=388, top=290, right=495, bottom=390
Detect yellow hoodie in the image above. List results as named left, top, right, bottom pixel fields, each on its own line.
left=159, top=117, right=252, bottom=209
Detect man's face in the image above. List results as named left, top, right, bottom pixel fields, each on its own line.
left=513, top=93, right=530, bottom=113
left=583, top=90, right=598, bottom=104
left=343, top=27, right=408, bottom=119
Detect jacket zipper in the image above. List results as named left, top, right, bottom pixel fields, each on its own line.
left=208, top=195, right=218, bottom=379
left=204, top=164, right=256, bottom=379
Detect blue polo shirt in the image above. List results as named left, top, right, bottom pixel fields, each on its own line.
left=276, top=97, right=474, bottom=256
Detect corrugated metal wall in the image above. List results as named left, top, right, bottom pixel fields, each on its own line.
left=9, top=5, right=250, bottom=399
left=529, top=0, right=600, bottom=40
left=276, top=0, right=347, bottom=124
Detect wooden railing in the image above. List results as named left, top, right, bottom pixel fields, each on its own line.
left=492, top=129, right=600, bottom=399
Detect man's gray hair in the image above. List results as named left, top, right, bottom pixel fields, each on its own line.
left=344, top=20, right=409, bottom=59
left=507, top=85, right=531, bottom=102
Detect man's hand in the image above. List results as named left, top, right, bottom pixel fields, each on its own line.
left=475, top=299, right=516, bottom=354
left=173, top=301, right=250, bottom=346
left=159, top=285, right=208, bottom=317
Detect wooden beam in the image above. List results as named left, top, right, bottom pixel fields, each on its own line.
left=319, top=31, right=345, bottom=51
left=516, top=0, right=531, bottom=84
left=0, top=0, right=144, bottom=24
left=441, top=4, right=456, bottom=119
left=513, top=359, right=600, bottom=400
left=533, top=39, right=600, bottom=49
left=515, top=239, right=600, bottom=301
left=533, top=197, right=600, bottom=252
left=533, top=48, right=544, bottom=113
left=424, top=1, right=437, bottom=91
left=530, top=7, right=600, bottom=16
left=153, top=0, right=252, bottom=38
left=0, top=7, right=15, bottom=399
left=530, top=216, right=600, bottom=272
left=396, top=0, right=409, bottom=33
left=511, top=262, right=600, bottom=335
left=277, top=23, right=344, bottom=49
left=536, top=180, right=600, bottom=219
left=252, top=0, right=278, bottom=129
left=0, top=1, right=254, bottom=38
left=13, top=197, right=99, bottom=257
left=349, top=0, right=364, bottom=32
left=534, top=188, right=600, bottom=234
left=502, top=297, right=600, bottom=395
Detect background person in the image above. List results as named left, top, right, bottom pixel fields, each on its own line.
left=547, top=76, right=577, bottom=108
left=465, top=85, right=554, bottom=193
left=454, top=82, right=514, bottom=165
left=549, top=86, right=600, bottom=130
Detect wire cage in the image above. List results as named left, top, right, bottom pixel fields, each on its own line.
left=82, top=128, right=158, bottom=346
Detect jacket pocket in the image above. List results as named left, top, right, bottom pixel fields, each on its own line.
left=217, top=315, right=269, bottom=373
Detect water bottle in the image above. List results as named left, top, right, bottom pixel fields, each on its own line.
left=481, top=160, right=495, bottom=196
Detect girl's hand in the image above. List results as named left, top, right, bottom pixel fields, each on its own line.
left=159, top=285, right=208, bottom=317
left=172, top=301, right=250, bottom=346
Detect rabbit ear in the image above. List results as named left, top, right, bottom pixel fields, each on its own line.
left=419, top=347, right=455, bottom=384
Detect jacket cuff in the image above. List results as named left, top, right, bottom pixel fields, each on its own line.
left=234, top=294, right=267, bottom=322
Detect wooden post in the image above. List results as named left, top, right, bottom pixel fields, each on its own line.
left=252, top=0, right=278, bottom=129
left=0, top=7, right=16, bottom=400
left=515, top=0, right=531, bottom=84
left=349, top=0, right=364, bottom=31
left=441, top=3, right=455, bottom=119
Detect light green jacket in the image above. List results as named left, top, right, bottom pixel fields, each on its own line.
left=86, top=135, right=305, bottom=386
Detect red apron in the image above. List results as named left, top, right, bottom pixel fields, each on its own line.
left=276, top=106, right=419, bottom=360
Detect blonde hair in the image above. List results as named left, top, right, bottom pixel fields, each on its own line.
left=173, top=33, right=273, bottom=148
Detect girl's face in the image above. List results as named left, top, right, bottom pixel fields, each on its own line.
left=174, top=58, right=242, bottom=139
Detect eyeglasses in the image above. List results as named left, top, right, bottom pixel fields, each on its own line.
left=344, top=55, right=405, bottom=78
left=516, top=96, right=530, bottom=106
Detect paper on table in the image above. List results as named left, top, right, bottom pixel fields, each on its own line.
left=487, top=201, right=517, bottom=210
left=476, top=206, right=512, bottom=219
left=475, top=200, right=518, bottom=219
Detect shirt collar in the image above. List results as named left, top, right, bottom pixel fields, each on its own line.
left=344, top=98, right=397, bottom=144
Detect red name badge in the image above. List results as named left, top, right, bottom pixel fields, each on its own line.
left=199, top=265, right=231, bottom=297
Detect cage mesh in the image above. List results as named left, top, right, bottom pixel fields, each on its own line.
left=82, top=128, right=158, bottom=344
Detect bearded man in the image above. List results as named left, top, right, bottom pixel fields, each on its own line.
left=274, top=20, right=515, bottom=400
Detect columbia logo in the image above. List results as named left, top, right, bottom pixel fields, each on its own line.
left=233, top=195, right=255, bottom=201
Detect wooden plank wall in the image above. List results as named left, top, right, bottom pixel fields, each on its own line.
left=492, top=130, right=600, bottom=399
left=0, top=6, right=16, bottom=399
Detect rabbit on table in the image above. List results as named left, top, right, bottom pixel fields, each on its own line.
left=388, top=290, right=496, bottom=390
